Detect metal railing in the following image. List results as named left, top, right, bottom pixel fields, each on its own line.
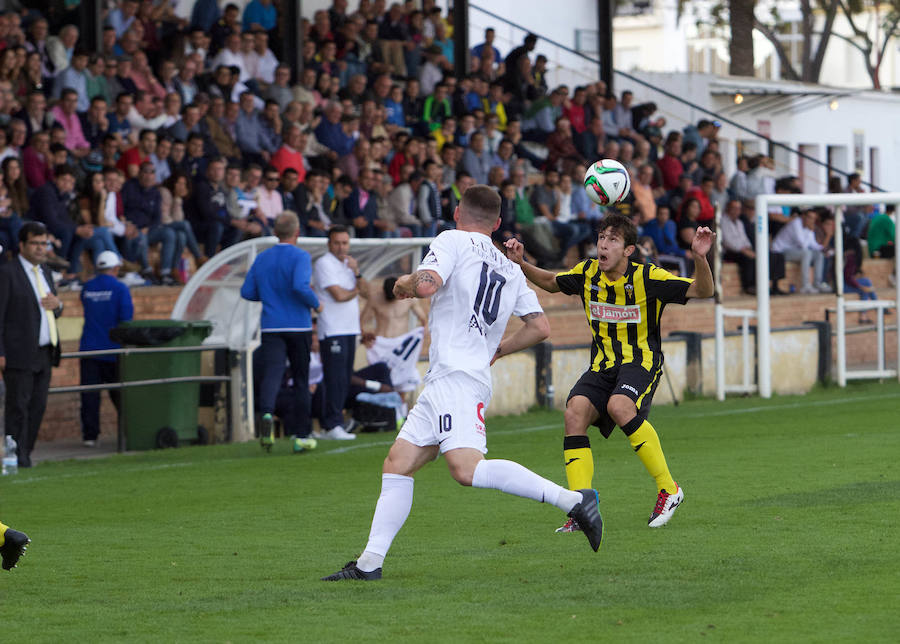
left=49, top=344, right=230, bottom=453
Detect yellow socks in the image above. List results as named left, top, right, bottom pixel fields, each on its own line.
left=0, top=521, right=7, bottom=545
left=563, top=435, right=594, bottom=490
left=624, top=417, right=677, bottom=492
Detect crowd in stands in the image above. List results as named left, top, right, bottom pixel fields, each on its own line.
left=0, top=0, right=893, bottom=296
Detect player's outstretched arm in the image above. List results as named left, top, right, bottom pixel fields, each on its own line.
left=686, top=226, right=715, bottom=299
left=491, top=312, right=551, bottom=365
left=503, top=238, right=560, bottom=293
left=393, top=270, right=444, bottom=299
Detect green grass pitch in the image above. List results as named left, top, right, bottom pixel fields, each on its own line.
left=2, top=381, right=899, bottom=642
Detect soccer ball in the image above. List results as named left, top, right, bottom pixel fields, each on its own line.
left=583, top=159, right=631, bottom=206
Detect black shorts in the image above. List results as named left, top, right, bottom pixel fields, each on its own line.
left=566, top=364, right=662, bottom=439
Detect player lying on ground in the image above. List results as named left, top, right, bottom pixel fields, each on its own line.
left=322, top=186, right=604, bottom=582
left=0, top=520, right=30, bottom=570
left=505, top=214, right=715, bottom=530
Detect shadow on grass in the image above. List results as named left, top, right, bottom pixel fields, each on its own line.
left=750, top=480, right=900, bottom=507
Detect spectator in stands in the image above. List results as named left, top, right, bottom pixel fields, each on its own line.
left=545, top=116, right=585, bottom=175
left=23, top=129, right=53, bottom=189
left=843, top=236, right=878, bottom=324
left=642, top=204, right=689, bottom=276
left=720, top=199, right=786, bottom=295
left=504, top=32, right=538, bottom=95
left=189, top=156, right=236, bottom=257
left=772, top=208, right=830, bottom=294
left=657, top=133, right=683, bottom=192
left=729, top=155, right=750, bottom=202
left=121, top=161, right=180, bottom=286
left=17, top=90, right=52, bottom=142
left=577, top=115, right=605, bottom=162
left=843, top=172, right=871, bottom=240
left=866, top=206, right=895, bottom=259
left=31, top=165, right=117, bottom=283
left=346, top=167, right=381, bottom=238
left=522, top=86, right=565, bottom=143
left=416, top=159, right=442, bottom=236
left=683, top=174, right=715, bottom=223
left=49, top=88, right=90, bottom=159
left=160, top=172, right=205, bottom=268
left=678, top=197, right=702, bottom=252
left=531, top=168, right=578, bottom=263
left=235, top=90, right=279, bottom=166
left=255, top=165, right=284, bottom=225
left=461, top=131, right=491, bottom=184
left=53, top=48, right=90, bottom=111
left=682, top=119, right=716, bottom=155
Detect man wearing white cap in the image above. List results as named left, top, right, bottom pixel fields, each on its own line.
left=79, top=251, right=133, bottom=447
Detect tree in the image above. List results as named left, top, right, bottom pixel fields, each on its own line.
left=833, top=0, right=900, bottom=89
left=752, top=0, right=840, bottom=83
left=729, top=0, right=757, bottom=76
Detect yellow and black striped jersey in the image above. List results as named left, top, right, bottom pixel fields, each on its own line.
left=555, top=260, right=693, bottom=372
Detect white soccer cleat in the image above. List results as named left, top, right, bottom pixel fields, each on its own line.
left=648, top=485, right=684, bottom=528
left=323, top=426, right=357, bottom=441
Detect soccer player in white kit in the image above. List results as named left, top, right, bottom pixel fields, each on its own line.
left=322, top=186, right=604, bottom=582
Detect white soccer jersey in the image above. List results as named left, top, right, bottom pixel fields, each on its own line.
left=366, top=326, right=426, bottom=392
left=418, top=230, right=542, bottom=390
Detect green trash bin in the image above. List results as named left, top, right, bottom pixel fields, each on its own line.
left=113, top=320, right=212, bottom=451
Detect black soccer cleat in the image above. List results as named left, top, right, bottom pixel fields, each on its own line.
left=321, top=560, right=382, bottom=581
left=567, top=489, right=603, bottom=552
left=1, top=528, right=30, bottom=571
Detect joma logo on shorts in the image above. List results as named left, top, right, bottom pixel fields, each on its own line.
left=589, top=303, right=641, bottom=323
left=620, top=384, right=640, bottom=395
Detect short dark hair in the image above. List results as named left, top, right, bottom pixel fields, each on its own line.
left=54, top=164, right=75, bottom=178
left=328, top=225, right=350, bottom=239
left=596, top=213, right=638, bottom=248
left=460, top=184, right=501, bottom=226
left=19, top=220, right=47, bottom=243
left=383, top=276, right=398, bottom=301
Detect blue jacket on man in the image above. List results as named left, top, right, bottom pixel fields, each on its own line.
left=240, top=244, right=320, bottom=331
left=80, top=273, right=134, bottom=361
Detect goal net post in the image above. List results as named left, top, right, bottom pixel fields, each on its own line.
left=753, top=192, right=900, bottom=397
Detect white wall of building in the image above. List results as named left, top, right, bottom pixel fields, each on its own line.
left=631, top=71, right=900, bottom=192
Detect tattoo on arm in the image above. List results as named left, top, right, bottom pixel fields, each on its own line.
left=414, top=271, right=437, bottom=293
left=520, top=312, right=544, bottom=322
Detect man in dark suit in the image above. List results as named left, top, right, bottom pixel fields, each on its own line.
left=0, top=222, right=62, bottom=467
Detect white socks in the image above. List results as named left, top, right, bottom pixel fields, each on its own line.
left=358, top=473, right=414, bottom=572
left=472, top=459, right=581, bottom=513
left=356, top=461, right=583, bottom=573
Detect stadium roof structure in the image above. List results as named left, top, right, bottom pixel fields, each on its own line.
left=709, top=76, right=854, bottom=117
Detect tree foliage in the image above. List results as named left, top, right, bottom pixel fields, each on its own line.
left=682, top=0, right=900, bottom=87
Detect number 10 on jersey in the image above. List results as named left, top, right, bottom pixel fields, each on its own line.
left=473, top=262, right=506, bottom=326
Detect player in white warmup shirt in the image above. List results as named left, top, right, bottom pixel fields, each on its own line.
left=322, top=185, right=605, bottom=582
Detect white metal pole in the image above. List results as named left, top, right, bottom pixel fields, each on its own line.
left=896, top=223, right=900, bottom=383
left=755, top=194, right=772, bottom=398
left=742, top=315, right=751, bottom=390
left=715, top=304, right=725, bottom=401
left=714, top=204, right=725, bottom=401
left=835, top=205, right=846, bottom=387
left=877, top=306, right=885, bottom=373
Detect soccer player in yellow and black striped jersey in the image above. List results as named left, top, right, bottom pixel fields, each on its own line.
left=504, top=213, right=715, bottom=529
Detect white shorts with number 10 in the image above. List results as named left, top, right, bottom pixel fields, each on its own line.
left=397, top=372, right=492, bottom=454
